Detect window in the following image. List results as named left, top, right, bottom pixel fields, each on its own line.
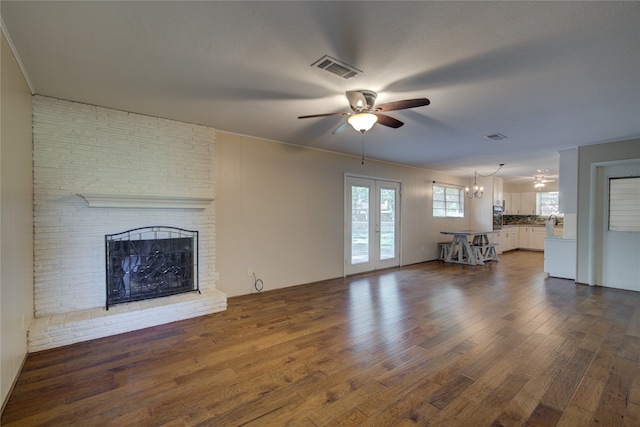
left=433, top=184, right=464, bottom=217
left=609, top=176, right=640, bottom=232
left=536, top=191, right=560, bottom=216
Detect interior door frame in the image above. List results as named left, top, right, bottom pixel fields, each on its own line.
left=591, top=160, right=640, bottom=290
left=344, top=174, right=402, bottom=276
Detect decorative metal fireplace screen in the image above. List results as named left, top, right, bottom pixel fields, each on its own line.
left=105, top=226, right=199, bottom=309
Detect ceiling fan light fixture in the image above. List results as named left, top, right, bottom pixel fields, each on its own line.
left=348, top=113, right=378, bottom=132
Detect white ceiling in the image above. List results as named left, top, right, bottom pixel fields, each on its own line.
left=2, top=1, right=639, bottom=182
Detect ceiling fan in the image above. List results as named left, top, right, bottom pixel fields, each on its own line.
left=297, top=90, right=430, bottom=133
left=531, top=175, right=555, bottom=189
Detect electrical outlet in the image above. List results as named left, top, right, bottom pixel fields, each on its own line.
left=247, top=268, right=253, bottom=277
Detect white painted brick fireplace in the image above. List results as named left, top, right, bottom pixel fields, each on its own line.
left=29, top=96, right=227, bottom=352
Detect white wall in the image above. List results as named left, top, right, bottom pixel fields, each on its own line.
left=559, top=148, right=578, bottom=238
left=1, top=31, right=34, bottom=408
left=32, top=96, right=218, bottom=316
left=468, top=175, right=493, bottom=230
left=558, top=148, right=578, bottom=214
left=215, top=131, right=470, bottom=297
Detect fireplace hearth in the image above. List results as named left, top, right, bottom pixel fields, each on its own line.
left=105, top=227, right=199, bottom=309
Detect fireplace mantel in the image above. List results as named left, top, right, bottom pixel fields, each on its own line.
left=78, top=193, right=214, bottom=209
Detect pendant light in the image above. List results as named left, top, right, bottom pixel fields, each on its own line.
left=465, top=172, right=484, bottom=199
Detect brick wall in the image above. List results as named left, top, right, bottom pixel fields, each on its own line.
left=33, top=96, right=217, bottom=317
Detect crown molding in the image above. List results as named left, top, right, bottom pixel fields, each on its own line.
left=1, top=16, right=35, bottom=94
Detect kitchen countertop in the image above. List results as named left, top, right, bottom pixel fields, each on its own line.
left=503, top=224, right=563, bottom=228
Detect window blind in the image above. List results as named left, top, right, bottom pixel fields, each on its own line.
left=609, top=176, right=640, bottom=232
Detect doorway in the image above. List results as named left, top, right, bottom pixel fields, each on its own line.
left=345, top=176, right=401, bottom=275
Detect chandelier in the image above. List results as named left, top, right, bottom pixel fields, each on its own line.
left=465, top=172, right=484, bottom=199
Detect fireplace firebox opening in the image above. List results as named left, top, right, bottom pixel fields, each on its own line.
left=105, top=226, right=199, bottom=310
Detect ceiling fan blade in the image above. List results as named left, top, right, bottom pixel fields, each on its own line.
left=298, top=112, right=349, bottom=119
left=375, top=98, right=430, bottom=112
left=332, top=122, right=351, bottom=134
left=375, top=113, right=404, bottom=129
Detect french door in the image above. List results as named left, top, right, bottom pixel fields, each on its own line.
left=345, top=176, right=401, bottom=275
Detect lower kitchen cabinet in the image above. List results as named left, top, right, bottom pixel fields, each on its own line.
left=500, top=226, right=561, bottom=252
left=519, top=227, right=533, bottom=249
left=500, top=226, right=519, bottom=252
left=513, top=226, right=551, bottom=251
left=491, top=231, right=503, bottom=254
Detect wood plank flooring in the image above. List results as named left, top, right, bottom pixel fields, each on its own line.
left=3, top=251, right=640, bottom=426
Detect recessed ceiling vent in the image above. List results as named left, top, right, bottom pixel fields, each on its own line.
left=311, top=55, right=362, bottom=79
left=485, top=133, right=508, bottom=141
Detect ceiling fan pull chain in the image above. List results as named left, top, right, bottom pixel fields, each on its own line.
left=361, top=131, right=365, bottom=165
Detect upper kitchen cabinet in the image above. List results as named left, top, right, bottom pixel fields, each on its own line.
left=504, top=192, right=512, bottom=214
left=507, top=192, right=536, bottom=214
left=493, top=177, right=504, bottom=207
left=510, top=192, right=520, bottom=214
left=520, top=192, right=536, bottom=215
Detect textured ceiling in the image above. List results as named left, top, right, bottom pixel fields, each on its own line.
left=2, top=1, right=639, bottom=182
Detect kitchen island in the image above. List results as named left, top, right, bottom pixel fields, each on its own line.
left=544, top=237, right=576, bottom=280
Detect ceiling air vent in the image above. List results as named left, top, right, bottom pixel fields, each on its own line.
left=311, top=55, right=362, bottom=79
left=485, top=133, right=508, bottom=141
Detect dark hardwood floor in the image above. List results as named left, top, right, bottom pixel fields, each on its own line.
left=3, top=251, right=640, bottom=426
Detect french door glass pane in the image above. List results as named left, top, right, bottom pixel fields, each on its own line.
left=380, top=188, right=396, bottom=260
left=351, top=185, right=369, bottom=264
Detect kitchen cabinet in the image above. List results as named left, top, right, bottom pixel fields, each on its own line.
left=491, top=231, right=502, bottom=254
left=516, top=226, right=547, bottom=250
left=518, top=226, right=531, bottom=249
left=517, top=226, right=544, bottom=250
left=510, top=229, right=519, bottom=251
left=520, top=192, right=536, bottom=215
left=544, top=238, right=576, bottom=279
left=503, top=192, right=512, bottom=214
left=500, top=226, right=518, bottom=251
left=493, top=177, right=504, bottom=207
left=510, top=193, right=520, bottom=214
left=507, top=192, right=537, bottom=215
